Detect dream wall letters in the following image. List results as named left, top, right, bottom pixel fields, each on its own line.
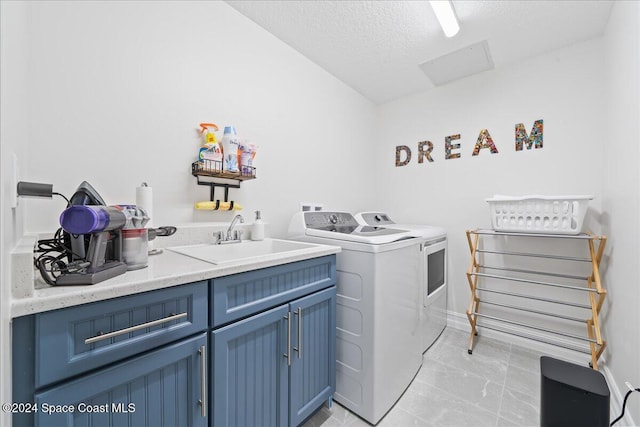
left=395, top=120, right=543, bottom=167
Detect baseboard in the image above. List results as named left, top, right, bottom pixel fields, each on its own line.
left=601, top=364, right=636, bottom=427
left=447, top=311, right=636, bottom=426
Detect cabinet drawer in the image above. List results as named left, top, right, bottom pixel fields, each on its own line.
left=211, top=255, right=336, bottom=327
left=35, top=282, right=207, bottom=388
left=35, top=333, right=208, bottom=427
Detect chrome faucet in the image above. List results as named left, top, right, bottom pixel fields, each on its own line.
left=226, top=214, right=245, bottom=240
left=215, top=214, right=245, bottom=244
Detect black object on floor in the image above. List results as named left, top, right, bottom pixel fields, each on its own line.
left=540, top=356, right=610, bottom=427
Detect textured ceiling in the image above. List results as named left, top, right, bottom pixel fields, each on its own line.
left=225, top=0, right=614, bottom=104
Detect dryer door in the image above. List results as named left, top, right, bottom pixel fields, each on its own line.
left=424, top=239, right=447, bottom=303
left=422, top=238, right=447, bottom=352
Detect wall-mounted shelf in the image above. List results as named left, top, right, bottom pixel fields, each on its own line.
left=465, top=229, right=607, bottom=370
left=192, top=160, right=256, bottom=181
left=191, top=160, right=256, bottom=207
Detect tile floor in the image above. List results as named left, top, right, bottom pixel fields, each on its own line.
left=303, top=327, right=543, bottom=427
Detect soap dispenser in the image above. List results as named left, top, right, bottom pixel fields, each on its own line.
left=251, top=210, right=264, bottom=241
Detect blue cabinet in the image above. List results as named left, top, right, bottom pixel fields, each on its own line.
left=13, top=255, right=336, bottom=427
left=34, top=333, right=207, bottom=427
left=212, top=286, right=336, bottom=427
left=13, top=282, right=209, bottom=427
left=289, top=287, right=336, bottom=427
left=212, top=304, right=290, bottom=427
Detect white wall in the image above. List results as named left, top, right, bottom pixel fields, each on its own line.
left=2, top=1, right=377, bottom=424
left=603, top=1, right=640, bottom=425
left=22, top=1, right=377, bottom=237
left=374, top=38, right=605, bottom=326
left=1, top=1, right=30, bottom=425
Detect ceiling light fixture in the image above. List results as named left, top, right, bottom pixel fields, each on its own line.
left=429, top=0, right=460, bottom=38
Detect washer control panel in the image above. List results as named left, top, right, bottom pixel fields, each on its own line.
left=304, top=212, right=358, bottom=229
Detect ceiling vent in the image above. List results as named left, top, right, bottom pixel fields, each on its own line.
left=419, top=40, right=495, bottom=86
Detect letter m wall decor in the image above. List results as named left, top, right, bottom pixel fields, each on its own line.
left=515, top=120, right=543, bottom=151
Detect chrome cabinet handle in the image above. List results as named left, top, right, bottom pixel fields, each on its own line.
left=198, top=345, right=207, bottom=417
left=283, top=313, right=291, bottom=366
left=294, top=307, right=302, bottom=359
left=84, top=312, right=188, bottom=344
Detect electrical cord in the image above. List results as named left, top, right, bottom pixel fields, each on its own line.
left=36, top=255, right=90, bottom=286
left=611, top=384, right=640, bottom=426
left=52, top=191, right=70, bottom=206
left=34, top=227, right=86, bottom=285
left=32, top=191, right=76, bottom=285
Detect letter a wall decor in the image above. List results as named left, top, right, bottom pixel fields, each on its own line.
left=472, top=129, right=499, bottom=156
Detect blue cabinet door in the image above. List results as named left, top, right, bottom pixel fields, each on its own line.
left=289, top=286, right=336, bottom=427
left=34, top=333, right=207, bottom=427
left=212, top=304, right=290, bottom=427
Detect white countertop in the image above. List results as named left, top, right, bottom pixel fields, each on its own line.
left=11, top=233, right=340, bottom=318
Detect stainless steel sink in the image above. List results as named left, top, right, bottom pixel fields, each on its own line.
left=166, top=238, right=322, bottom=265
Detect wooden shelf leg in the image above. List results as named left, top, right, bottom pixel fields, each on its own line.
left=466, top=230, right=482, bottom=354
left=589, top=295, right=603, bottom=345
left=596, top=290, right=607, bottom=315
left=586, top=236, right=607, bottom=369
left=588, top=239, right=605, bottom=294
left=466, top=310, right=477, bottom=354
left=586, top=318, right=599, bottom=370
left=596, top=340, right=607, bottom=361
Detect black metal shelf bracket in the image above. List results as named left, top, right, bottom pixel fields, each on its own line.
left=195, top=175, right=240, bottom=203
left=191, top=161, right=255, bottom=210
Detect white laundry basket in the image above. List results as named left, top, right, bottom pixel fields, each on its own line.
left=486, top=195, right=592, bottom=235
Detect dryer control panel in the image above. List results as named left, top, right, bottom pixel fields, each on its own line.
left=358, top=212, right=394, bottom=226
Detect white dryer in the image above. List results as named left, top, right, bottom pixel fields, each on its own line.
left=355, top=212, right=448, bottom=353
left=288, top=211, right=423, bottom=425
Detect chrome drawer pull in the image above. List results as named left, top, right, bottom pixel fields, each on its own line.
left=283, top=313, right=291, bottom=366
left=198, top=345, right=207, bottom=417
left=84, top=312, right=188, bottom=344
left=294, top=307, right=302, bottom=359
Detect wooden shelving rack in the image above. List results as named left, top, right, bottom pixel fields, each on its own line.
left=191, top=160, right=256, bottom=208
left=465, top=229, right=607, bottom=370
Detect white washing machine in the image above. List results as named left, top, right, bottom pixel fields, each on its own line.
left=355, top=212, right=448, bottom=353
left=288, top=211, right=423, bottom=425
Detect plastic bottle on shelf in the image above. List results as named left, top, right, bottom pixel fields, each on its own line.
left=251, top=210, right=264, bottom=241
left=198, top=123, right=222, bottom=171
left=220, top=126, right=240, bottom=173
left=239, top=139, right=257, bottom=177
